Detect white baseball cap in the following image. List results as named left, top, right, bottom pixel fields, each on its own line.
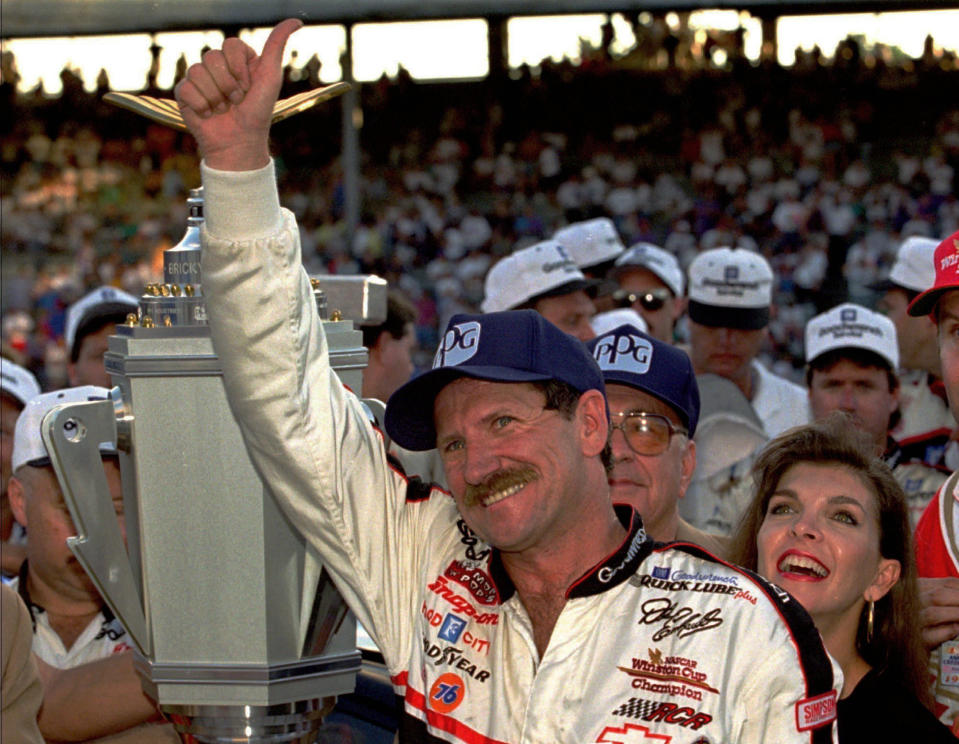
left=613, top=242, right=685, bottom=298
left=65, top=286, right=139, bottom=361
left=687, top=247, right=773, bottom=330
left=870, top=236, right=939, bottom=294
left=552, top=218, right=626, bottom=272
left=590, top=307, right=649, bottom=336
left=481, top=240, right=592, bottom=313
left=12, top=386, right=115, bottom=472
left=1, top=358, right=41, bottom=408
left=805, top=303, right=899, bottom=371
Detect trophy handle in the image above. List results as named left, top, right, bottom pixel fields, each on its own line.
left=42, top=398, right=151, bottom=656
left=103, top=82, right=351, bottom=132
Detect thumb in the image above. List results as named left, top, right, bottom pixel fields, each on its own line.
left=260, top=18, right=303, bottom=70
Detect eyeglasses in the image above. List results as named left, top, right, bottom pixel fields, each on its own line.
left=609, top=412, right=688, bottom=456
left=612, top=288, right=673, bottom=312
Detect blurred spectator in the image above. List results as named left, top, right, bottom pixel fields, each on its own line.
left=1, top=358, right=40, bottom=577
left=804, top=303, right=947, bottom=528
left=481, top=240, right=596, bottom=340
left=2, top=34, right=959, bottom=391
left=686, top=247, right=808, bottom=438
left=64, top=287, right=138, bottom=388
left=361, top=289, right=418, bottom=404
left=611, top=242, right=685, bottom=343
left=871, top=236, right=955, bottom=465
left=7, top=387, right=177, bottom=742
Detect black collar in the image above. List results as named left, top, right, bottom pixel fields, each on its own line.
left=883, top=436, right=902, bottom=469
left=488, top=504, right=653, bottom=601
left=15, top=559, right=114, bottom=630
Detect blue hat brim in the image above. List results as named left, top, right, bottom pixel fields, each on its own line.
left=385, top=365, right=555, bottom=451
left=601, top=370, right=698, bottom=436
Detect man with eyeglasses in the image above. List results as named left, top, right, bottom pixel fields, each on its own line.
left=173, top=21, right=843, bottom=741
left=610, top=243, right=685, bottom=344
left=586, top=324, right=727, bottom=555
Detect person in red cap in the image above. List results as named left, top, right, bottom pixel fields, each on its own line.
left=907, top=228, right=959, bottom=735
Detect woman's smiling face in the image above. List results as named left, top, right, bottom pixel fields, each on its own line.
left=756, top=462, right=899, bottom=634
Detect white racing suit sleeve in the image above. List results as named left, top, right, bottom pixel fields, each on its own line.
left=199, top=161, right=437, bottom=672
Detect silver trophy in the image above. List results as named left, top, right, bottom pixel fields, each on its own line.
left=41, top=185, right=386, bottom=742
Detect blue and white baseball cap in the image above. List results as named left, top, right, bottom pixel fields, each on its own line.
left=587, top=324, right=700, bottom=436
left=385, top=310, right=606, bottom=451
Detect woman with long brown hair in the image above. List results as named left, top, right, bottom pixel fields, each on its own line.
left=730, top=415, right=951, bottom=742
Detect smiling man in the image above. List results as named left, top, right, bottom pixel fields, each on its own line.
left=175, top=20, right=843, bottom=742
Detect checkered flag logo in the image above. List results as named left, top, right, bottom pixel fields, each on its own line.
left=612, top=698, right=661, bottom=719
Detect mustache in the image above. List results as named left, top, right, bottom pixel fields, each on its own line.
left=462, top=467, right=538, bottom=507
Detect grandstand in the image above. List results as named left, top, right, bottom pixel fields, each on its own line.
left=1, top=2, right=957, bottom=390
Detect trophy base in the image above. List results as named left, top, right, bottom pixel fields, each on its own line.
left=164, top=698, right=336, bottom=743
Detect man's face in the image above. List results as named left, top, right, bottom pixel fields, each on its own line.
left=534, top=290, right=596, bottom=341
left=687, top=320, right=765, bottom=383
left=69, top=323, right=116, bottom=388
left=616, top=268, right=682, bottom=343
left=435, top=378, right=605, bottom=554
left=937, top=290, right=959, bottom=423
left=808, top=358, right=898, bottom=451
left=878, top=288, right=936, bottom=370
left=605, top=383, right=695, bottom=542
left=1, top=395, right=19, bottom=495
left=9, top=459, right=125, bottom=604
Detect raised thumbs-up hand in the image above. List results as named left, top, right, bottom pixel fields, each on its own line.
left=175, top=18, right=302, bottom=171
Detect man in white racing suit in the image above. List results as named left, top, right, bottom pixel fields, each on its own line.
left=175, top=20, right=841, bottom=743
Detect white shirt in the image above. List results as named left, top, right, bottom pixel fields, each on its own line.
left=8, top=573, right=132, bottom=669
left=750, top=359, right=810, bottom=438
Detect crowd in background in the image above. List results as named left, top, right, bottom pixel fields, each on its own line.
left=2, top=28, right=959, bottom=390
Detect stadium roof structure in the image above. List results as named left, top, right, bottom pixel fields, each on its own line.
left=3, top=0, right=954, bottom=38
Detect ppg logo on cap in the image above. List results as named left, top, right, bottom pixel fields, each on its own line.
left=433, top=321, right=481, bottom=368
left=840, top=308, right=856, bottom=322
left=592, top=332, right=653, bottom=375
